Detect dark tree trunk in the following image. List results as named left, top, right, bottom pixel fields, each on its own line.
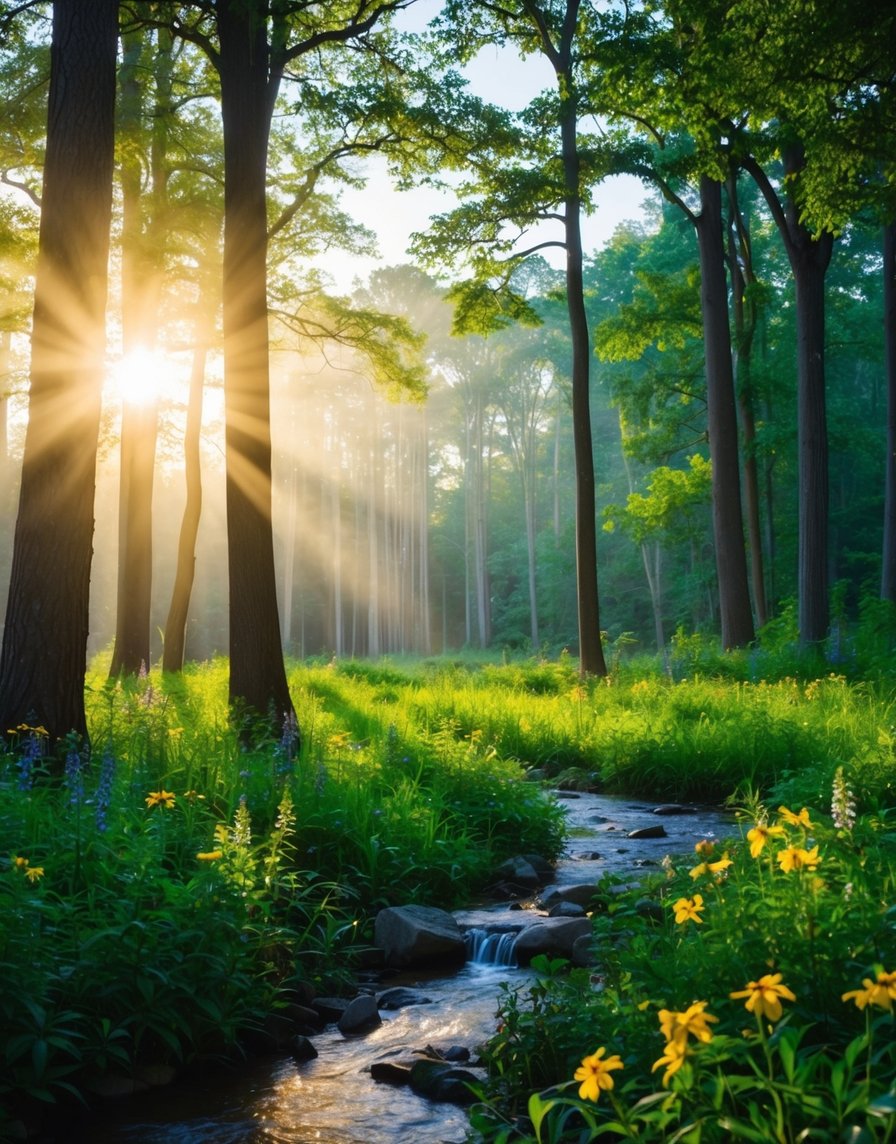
left=0, top=0, right=118, bottom=748
left=746, top=145, right=833, bottom=647
left=217, top=0, right=293, bottom=727
left=694, top=175, right=754, bottom=649
left=726, top=173, right=768, bottom=627
left=558, top=2, right=607, bottom=676
left=882, top=221, right=896, bottom=602
left=790, top=223, right=833, bottom=647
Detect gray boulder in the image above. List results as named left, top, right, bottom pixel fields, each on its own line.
left=337, top=994, right=382, bottom=1035
left=374, top=904, right=466, bottom=969
left=512, top=917, right=592, bottom=965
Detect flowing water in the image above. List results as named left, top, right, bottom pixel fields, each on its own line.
left=82, top=793, right=732, bottom=1143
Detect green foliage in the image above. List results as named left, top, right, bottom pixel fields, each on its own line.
left=472, top=791, right=896, bottom=1141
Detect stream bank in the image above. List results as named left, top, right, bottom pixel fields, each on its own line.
left=76, top=793, right=733, bottom=1143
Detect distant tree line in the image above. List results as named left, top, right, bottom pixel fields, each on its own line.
left=0, top=0, right=892, bottom=755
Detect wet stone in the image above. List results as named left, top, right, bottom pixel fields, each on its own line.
left=627, top=825, right=668, bottom=840
left=653, top=804, right=699, bottom=815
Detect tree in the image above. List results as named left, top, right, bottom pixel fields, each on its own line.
left=416, top=0, right=610, bottom=674
left=155, top=0, right=411, bottom=726
left=0, top=0, right=119, bottom=746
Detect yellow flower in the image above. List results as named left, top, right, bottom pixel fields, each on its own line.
left=842, top=970, right=896, bottom=1012
left=694, top=839, right=716, bottom=858
left=182, top=790, right=205, bottom=802
left=658, top=1001, right=717, bottom=1051
left=777, top=845, right=821, bottom=873
left=746, top=823, right=786, bottom=858
left=24, top=866, right=44, bottom=883
left=652, top=1040, right=688, bottom=1086
left=689, top=851, right=732, bottom=879
left=672, top=894, right=704, bottom=925
left=730, top=973, right=796, bottom=1022
left=13, top=855, right=29, bottom=870
left=196, top=850, right=223, bottom=862
left=778, top=805, right=813, bottom=829
left=573, top=1047, right=624, bottom=1102
left=145, top=789, right=176, bottom=809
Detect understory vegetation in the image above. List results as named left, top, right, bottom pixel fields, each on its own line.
left=2, top=636, right=896, bottom=1138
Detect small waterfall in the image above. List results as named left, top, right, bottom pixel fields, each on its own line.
left=465, top=927, right=519, bottom=967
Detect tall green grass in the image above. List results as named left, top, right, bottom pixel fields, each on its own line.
left=2, top=649, right=895, bottom=1134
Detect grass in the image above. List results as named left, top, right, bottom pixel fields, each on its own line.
left=2, top=645, right=896, bottom=1139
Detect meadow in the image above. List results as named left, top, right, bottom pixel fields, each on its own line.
left=2, top=629, right=896, bottom=1139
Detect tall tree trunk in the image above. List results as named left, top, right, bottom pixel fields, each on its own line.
left=162, top=326, right=208, bottom=672
left=746, top=146, right=833, bottom=647
left=790, top=228, right=833, bottom=647
left=557, top=6, right=607, bottom=676
left=0, top=0, right=118, bottom=747
left=882, top=221, right=896, bottom=602
left=694, top=175, right=755, bottom=649
left=110, top=27, right=159, bottom=678
left=217, top=0, right=293, bottom=726
left=726, top=173, right=768, bottom=627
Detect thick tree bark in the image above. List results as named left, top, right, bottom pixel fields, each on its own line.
left=217, top=0, right=293, bottom=727
left=694, top=176, right=755, bottom=649
left=790, top=227, right=833, bottom=646
left=0, top=0, right=118, bottom=747
left=882, top=221, right=896, bottom=601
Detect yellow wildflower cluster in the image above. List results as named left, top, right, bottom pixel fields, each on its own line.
left=842, top=969, right=896, bottom=1011
left=746, top=806, right=822, bottom=875
left=689, top=839, right=732, bottom=880
left=652, top=1001, right=718, bottom=1085
left=11, top=855, right=44, bottom=882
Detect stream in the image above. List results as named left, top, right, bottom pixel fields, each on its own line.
left=81, top=793, right=733, bottom=1143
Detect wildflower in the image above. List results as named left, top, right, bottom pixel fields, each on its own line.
left=275, top=710, right=299, bottom=774
left=64, top=742, right=84, bottom=807
left=689, top=851, right=732, bottom=880
left=12, top=857, right=43, bottom=882
left=694, top=839, right=716, bottom=858
left=778, top=806, right=813, bottom=829
left=842, top=970, right=896, bottom=1012
left=182, top=790, right=205, bottom=802
left=730, top=973, right=796, bottom=1022
left=672, top=894, right=705, bottom=925
left=573, top=1047, right=624, bottom=1102
left=94, top=750, right=115, bottom=833
left=777, top=845, right=821, bottom=873
left=747, top=822, right=786, bottom=858
left=231, top=796, right=251, bottom=847
left=145, top=789, right=176, bottom=809
left=15, top=726, right=45, bottom=791
left=196, top=850, right=223, bottom=862
left=658, top=1001, right=717, bottom=1051
left=831, top=767, right=857, bottom=832
left=652, top=1040, right=688, bottom=1086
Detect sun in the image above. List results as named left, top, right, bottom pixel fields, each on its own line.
left=110, top=347, right=180, bottom=407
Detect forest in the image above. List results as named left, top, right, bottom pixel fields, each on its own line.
left=1, top=1, right=896, bottom=1141
left=0, top=0, right=893, bottom=744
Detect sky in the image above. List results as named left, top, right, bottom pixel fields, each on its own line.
left=320, top=4, right=650, bottom=291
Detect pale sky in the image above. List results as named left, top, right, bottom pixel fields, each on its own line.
left=320, top=3, right=649, bottom=292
